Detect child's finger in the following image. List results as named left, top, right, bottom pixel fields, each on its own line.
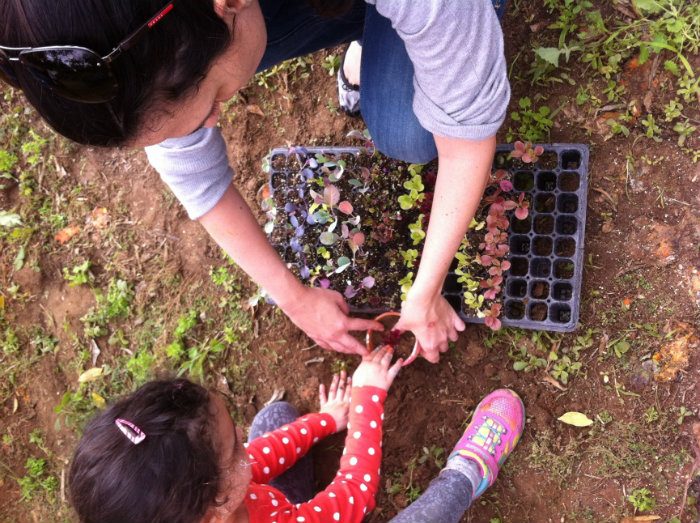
left=381, top=346, right=394, bottom=368
left=328, top=373, right=340, bottom=399
left=388, top=359, right=403, bottom=380
left=319, top=383, right=327, bottom=405
left=344, top=376, right=352, bottom=402
left=336, top=370, right=347, bottom=399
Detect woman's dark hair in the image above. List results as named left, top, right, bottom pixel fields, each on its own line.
left=0, top=1, right=232, bottom=146
left=68, top=379, right=221, bottom=523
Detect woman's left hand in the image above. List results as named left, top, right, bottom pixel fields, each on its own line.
left=397, top=290, right=465, bottom=363
left=319, top=371, right=352, bottom=432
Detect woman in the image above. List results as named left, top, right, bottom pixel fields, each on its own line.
left=0, top=0, right=509, bottom=361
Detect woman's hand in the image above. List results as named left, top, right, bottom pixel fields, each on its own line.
left=352, top=345, right=403, bottom=391
left=319, top=371, right=352, bottom=432
left=281, top=286, right=383, bottom=355
left=397, top=290, right=465, bottom=363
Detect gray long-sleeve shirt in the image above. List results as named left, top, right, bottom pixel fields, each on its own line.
left=146, top=0, right=509, bottom=219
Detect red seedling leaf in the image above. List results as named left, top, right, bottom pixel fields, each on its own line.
left=501, top=260, right=511, bottom=271
left=534, top=145, right=544, bottom=156
left=515, top=206, right=529, bottom=220
left=499, top=179, right=514, bottom=192
left=503, top=200, right=517, bottom=210
left=352, top=232, right=365, bottom=248
left=480, top=254, right=493, bottom=266
left=484, top=288, right=498, bottom=300
left=55, top=225, right=81, bottom=245
left=338, top=201, right=354, bottom=214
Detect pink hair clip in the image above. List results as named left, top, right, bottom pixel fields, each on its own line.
left=115, top=418, right=146, bottom=445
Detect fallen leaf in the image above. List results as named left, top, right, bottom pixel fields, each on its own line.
left=55, top=225, right=81, bottom=244
left=304, top=357, right=325, bottom=366
left=619, top=516, right=661, bottom=523
left=542, top=374, right=568, bottom=391
left=78, top=367, right=103, bottom=383
left=90, top=339, right=101, bottom=366
left=601, top=219, right=614, bottom=233
left=653, top=323, right=697, bottom=382
left=264, top=389, right=285, bottom=407
left=91, top=392, right=106, bottom=409
left=90, top=207, right=110, bottom=229
left=246, top=104, right=265, bottom=117
left=557, top=411, right=594, bottom=427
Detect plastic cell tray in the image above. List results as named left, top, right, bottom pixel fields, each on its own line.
left=267, top=144, right=588, bottom=333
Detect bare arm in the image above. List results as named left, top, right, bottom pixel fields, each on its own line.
left=198, top=184, right=380, bottom=354
left=396, top=134, right=495, bottom=362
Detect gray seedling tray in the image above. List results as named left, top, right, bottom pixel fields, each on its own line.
left=266, top=144, right=588, bottom=333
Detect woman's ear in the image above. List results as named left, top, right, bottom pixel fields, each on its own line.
left=213, top=0, right=252, bottom=19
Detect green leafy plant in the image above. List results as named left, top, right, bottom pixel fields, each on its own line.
left=63, top=260, right=94, bottom=287
left=508, top=98, right=554, bottom=142
left=627, top=488, right=656, bottom=513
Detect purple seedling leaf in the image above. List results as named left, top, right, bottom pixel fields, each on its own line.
left=361, top=276, right=375, bottom=289
left=344, top=285, right=357, bottom=298
left=290, top=237, right=302, bottom=253
left=301, top=167, right=314, bottom=180
left=341, top=223, right=350, bottom=239
left=295, top=226, right=305, bottom=237
left=290, top=215, right=299, bottom=228
left=320, top=278, right=331, bottom=289
left=306, top=213, right=317, bottom=225
left=300, top=265, right=310, bottom=279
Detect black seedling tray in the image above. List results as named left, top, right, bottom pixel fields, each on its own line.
left=266, top=144, right=588, bottom=333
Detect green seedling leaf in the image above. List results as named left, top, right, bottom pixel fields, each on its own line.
left=557, top=411, right=593, bottom=427
left=319, top=232, right=338, bottom=246
left=335, top=257, right=351, bottom=273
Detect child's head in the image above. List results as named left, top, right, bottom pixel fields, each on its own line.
left=69, top=378, right=250, bottom=523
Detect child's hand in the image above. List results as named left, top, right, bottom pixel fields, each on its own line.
left=351, top=345, right=402, bottom=391
left=319, top=371, right=352, bottom=432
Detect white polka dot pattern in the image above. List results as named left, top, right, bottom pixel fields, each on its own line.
left=243, top=389, right=385, bottom=523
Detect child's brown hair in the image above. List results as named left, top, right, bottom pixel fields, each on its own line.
left=69, top=379, right=221, bottom=523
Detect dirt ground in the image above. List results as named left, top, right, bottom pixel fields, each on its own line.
left=1, top=3, right=699, bottom=523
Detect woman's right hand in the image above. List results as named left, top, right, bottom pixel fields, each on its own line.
left=280, top=286, right=383, bottom=356
left=351, top=346, right=402, bottom=391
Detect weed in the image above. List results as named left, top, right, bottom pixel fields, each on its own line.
left=418, top=445, right=446, bottom=469
left=644, top=405, right=659, bottom=424
left=676, top=406, right=695, bottom=425
left=507, top=97, right=553, bottom=142
left=321, top=54, right=341, bottom=76
left=17, top=457, right=58, bottom=501
left=628, top=488, right=656, bottom=513
left=63, top=260, right=94, bottom=287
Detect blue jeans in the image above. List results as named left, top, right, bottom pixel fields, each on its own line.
left=258, top=0, right=505, bottom=164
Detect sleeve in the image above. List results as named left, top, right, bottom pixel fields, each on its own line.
left=275, top=386, right=387, bottom=523
left=247, top=412, right=337, bottom=484
left=367, top=0, right=510, bottom=141
left=144, top=126, right=233, bottom=220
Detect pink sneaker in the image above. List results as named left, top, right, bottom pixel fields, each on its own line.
left=448, top=389, right=525, bottom=498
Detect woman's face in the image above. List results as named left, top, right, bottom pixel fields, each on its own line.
left=133, top=0, right=266, bottom=147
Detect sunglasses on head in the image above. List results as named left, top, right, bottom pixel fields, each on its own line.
left=0, top=1, right=174, bottom=104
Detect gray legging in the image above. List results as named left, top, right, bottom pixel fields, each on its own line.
left=249, top=402, right=474, bottom=523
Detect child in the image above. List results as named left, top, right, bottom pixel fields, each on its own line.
left=69, top=346, right=524, bottom=522
left=69, top=346, right=402, bottom=523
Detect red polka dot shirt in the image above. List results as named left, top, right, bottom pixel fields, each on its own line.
left=244, top=386, right=386, bottom=523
